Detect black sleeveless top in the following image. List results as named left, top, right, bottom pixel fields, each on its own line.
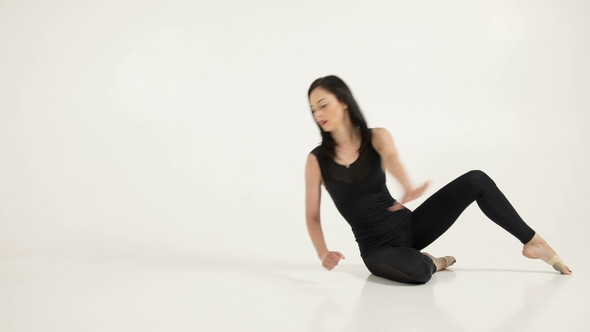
left=310, top=129, right=412, bottom=256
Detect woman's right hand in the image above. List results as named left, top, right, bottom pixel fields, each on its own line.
left=320, top=251, right=346, bottom=271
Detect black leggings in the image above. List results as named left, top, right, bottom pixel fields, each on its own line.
left=362, top=170, right=536, bottom=284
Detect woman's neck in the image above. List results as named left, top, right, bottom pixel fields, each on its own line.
left=331, top=123, right=360, bottom=148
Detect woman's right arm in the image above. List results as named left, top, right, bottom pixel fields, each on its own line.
left=305, top=153, right=345, bottom=270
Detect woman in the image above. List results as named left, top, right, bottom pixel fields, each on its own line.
left=304, top=75, right=571, bottom=284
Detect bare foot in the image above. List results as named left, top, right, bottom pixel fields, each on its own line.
left=522, top=233, right=572, bottom=275
left=423, top=252, right=456, bottom=272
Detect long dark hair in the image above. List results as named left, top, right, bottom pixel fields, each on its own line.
left=308, top=75, right=370, bottom=158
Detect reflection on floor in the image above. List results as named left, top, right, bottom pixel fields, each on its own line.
left=0, top=252, right=586, bottom=332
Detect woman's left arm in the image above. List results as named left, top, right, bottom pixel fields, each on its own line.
left=371, top=127, right=413, bottom=192
left=372, top=127, right=431, bottom=210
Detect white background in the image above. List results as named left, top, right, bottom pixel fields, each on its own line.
left=0, top=0, right=590, bottom=332
left=1, top=1, right=589, bottom=330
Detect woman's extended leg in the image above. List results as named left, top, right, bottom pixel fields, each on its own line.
left=410, top=170, right=534, bottom=249
left=408, top=170, right=570, bottom=274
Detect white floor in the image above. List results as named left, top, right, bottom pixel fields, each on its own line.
left=1, top=247, right=587, bottom=332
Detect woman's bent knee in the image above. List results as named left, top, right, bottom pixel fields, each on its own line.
left=463, top=170, right=495, bottom=188
left=465, top=169, right=488, bottom=180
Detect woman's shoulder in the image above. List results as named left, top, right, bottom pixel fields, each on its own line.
left=369, top=127, right=391, bottom=142
left=307, top=144, right=324, bottom=170
left=309, top=143, right=324, bottom=158
left=370, top=127, right=389, bottom=136
left=369, top=127, right=394, bottom=152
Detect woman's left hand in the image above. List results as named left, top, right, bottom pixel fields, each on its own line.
left=388, top=181, right=432, bottom=211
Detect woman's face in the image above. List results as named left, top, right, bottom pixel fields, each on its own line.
left=309, top=87, right=348, bottom=132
